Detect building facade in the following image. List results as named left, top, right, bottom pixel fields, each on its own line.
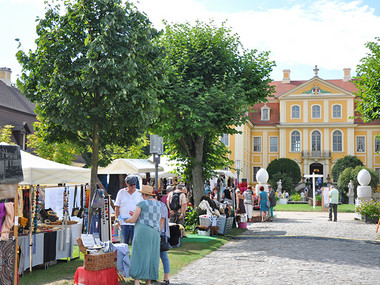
left=0, top=67, right=36, bottom=149
left=227, top=67, right=380, bottom=188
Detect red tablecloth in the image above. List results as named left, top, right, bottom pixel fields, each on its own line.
left=74, top=266, right=119, bottom=285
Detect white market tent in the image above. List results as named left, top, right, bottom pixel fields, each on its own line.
left=0, top=142, right=90, bottom=185
left=147, top=155, right=181, bottom=179
left=216, top=169, right=237, bottom=179
left=20, top=150, right=91, bottom=185
left=98, top=158, right=164, bottom=174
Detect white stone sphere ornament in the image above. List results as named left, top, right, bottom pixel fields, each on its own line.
left=256, top=168, right=269, bottom=184
left=357, top=169, right=371, bottom=186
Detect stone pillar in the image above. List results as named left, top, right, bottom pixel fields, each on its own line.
left=355, top=169, right=372, bottom=219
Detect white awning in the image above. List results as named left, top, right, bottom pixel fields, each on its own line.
left=98, top=158, right=164, bottom=174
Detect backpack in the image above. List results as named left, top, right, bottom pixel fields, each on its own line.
left=170, top=192, right=182, bottom=211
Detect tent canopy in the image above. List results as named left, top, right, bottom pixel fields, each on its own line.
left=20, top=150, right=91, bottom=185
left=147, top=155, right=181, bottom=178
left=216, top=169, right=237, bottom=179
left=98, top=158, right=164, bottom=175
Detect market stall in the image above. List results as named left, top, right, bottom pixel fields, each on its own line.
left=13, top=145, right=91, bottom=273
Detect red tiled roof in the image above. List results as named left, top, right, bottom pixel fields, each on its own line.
left=269, top=79, right=358, bottom=98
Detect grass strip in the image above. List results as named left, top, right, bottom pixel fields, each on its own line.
left=19, top=228, right=245, bottom=285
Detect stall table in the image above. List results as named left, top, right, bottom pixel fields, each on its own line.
left=74, top=266, right=119, bottom=285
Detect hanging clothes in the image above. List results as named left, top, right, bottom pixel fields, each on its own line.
left=1, top=202, right=14, bottom=241
left=0, top=239, right=16, bottom=285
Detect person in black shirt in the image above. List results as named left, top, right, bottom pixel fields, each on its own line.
left=223, top=187, right=232, bottom=203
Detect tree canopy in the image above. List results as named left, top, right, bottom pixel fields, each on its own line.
left=153, top=20, right=275, bottom=206
left=355, top=37, right=380, bottom=122
left=338, top=166, right=379, bottom=194
left=331, top=155, right=364, bottom=182
left=17, top=0, right=163, bottom=199
left=266, top=158, right=302, bottom=192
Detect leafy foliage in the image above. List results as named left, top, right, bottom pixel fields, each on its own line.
left=267, top=158, right=302, bottom=192
left=354, top=37, right=380, bottom=122
left=290, top=193, right=301, bottom=201
left=16, top=0, right=164, bottom=196
left=331, top=155, right=364, bottom=182
left=153, top=20, right=275, bottom=206
left=184, top=207, right=200, bottom=233
left=338, top=166, right=379, bottom=194
left=0, top=125, right=14, bottom=144
left=356, top=199, right=380, bottom=219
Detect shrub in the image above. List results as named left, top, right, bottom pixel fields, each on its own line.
left=356, top=200, right=380, bottom=219
left=331, top=155, right=363, bottom=182
left=267, top=158, right=302, bottom=192
left=185, top=207, right=199, bottom=232
left=290, top=193, right=301, bottom=201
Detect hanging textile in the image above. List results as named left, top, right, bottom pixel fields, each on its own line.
left=0, top=238, right=16, bottom=285
left=1, top=202, right=14, bottom=241
left=43, top=231, right=57, bottom=263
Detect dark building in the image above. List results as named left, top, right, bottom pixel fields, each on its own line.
left=0, top=67, right=37, bottom=150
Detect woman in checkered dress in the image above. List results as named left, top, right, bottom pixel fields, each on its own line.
left=124, top=185, right=162, bottom=285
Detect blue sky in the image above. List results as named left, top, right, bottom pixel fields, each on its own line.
left=1, top=0, right=380, bottom=83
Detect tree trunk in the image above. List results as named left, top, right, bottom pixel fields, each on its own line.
left=191, top=135, right=205, bottom=207
left=88, top=123, right=100, bottom=230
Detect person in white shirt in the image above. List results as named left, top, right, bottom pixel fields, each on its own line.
left=114, top=174, right=143, bottom=244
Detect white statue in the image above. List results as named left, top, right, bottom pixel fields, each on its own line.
left=277, top=179, right=282, bottom=192
left=348, top=180, right=354, bottom=195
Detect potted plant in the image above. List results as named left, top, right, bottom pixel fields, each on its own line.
left=315, top=195, right=322, bottom=206
left=356, top=200, right=380, bottom=223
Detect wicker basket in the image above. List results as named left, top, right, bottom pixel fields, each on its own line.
left=199, top=216, right=212, bottom=227
left=77, top=237, right=116, bottom=271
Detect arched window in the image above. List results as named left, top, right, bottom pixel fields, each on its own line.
left=311, top=130, right=321, bottom=152
left=312, top=105, right=321, bottom=119
left=291, top=131, right=301, bottom=152
left=332, top=105, right=341, bottom=118
left=332, top=130, right=342, bottom=151
left=291, top=105, right=300, bottom=119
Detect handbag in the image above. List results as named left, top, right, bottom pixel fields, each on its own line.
left=160, top=233, right=169, bottom=252
left=71, top=186, right=80, bottom=216
left=91, top=188, right=104, bottom=209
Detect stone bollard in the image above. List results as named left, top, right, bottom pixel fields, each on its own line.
left=355, top=169, right=372, bottom=220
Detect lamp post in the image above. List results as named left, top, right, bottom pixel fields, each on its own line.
left=150, top=134, right=163, bottom=193
left=234, top=160, right=241, bottom=210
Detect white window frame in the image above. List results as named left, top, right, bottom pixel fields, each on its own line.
left=311, top=130, right=321, bottom=151
left=253, top=167, right=261, bottom=182
left=332, top=130, right=342, bottom=152
left=253, top=137, right=262, bottom=152
left=270, top=136, right=278, bottom=152
left=220, top=133, right=229, bottom=146
left=291, top=130, right=301, bottom=152
left=332, top=104, right=342, bottom=119
left=260, top=105, right=271, bottom=121
left=375, top=138, right=380, bottom=152
left=375, top=168, right=380, bottom=184
left=291, top=105, right=301, bottom=119
left=357, top=136, right=365, bottom=152
left=312, top=104, right=321, bottom=119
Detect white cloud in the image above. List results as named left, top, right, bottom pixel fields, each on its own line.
left=134, top=0, right=380, bottom=79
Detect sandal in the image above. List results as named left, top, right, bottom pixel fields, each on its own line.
left=161, top=280, right=170, bottom=285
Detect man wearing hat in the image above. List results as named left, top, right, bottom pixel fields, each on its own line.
left=114, top=174, right=143, bottom=244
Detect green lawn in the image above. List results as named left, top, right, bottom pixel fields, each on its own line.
left=274, top=203, right=355, bottom=212
left=19, top=228, right=245, bottom=285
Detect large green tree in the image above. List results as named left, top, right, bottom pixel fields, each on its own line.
left=17, top=0, right=163, bottom=201
left=331, top=155, right=363, bottom=182
left=153, top=21, right=275, bottom=206
left=355, top=37, right=380, bottom=122
left=267, top=158, right=302, bottom=192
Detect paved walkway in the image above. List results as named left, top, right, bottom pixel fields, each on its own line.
left=170, top=211, right=380, bottom=285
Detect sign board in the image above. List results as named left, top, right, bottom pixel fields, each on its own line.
left=0, top=145, right=23, bottom=184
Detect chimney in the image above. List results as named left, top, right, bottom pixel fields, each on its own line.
left=282, top=69, right=290, bottom=83
left=343, top=68, right=351, bottom=82
left=0, top=67, right=12, bottom=86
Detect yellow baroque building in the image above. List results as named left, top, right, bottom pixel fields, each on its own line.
left=227, top=67, right=380, bottom=193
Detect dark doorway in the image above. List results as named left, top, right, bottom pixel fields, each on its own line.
left=309, top=163, right=323, bottom=176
